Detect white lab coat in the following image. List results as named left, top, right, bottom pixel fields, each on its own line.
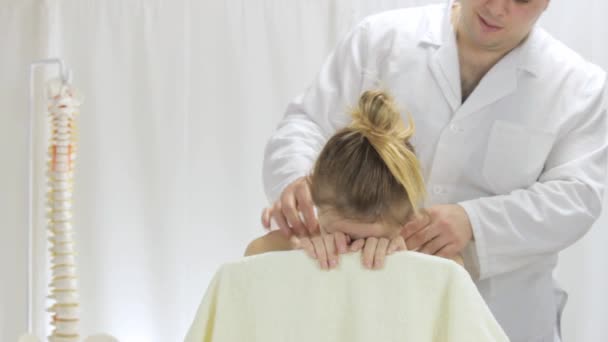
left=262, top=2, right=608, bottom=342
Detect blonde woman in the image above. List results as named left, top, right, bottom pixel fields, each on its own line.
left=246, top=90, right=462, bottom=268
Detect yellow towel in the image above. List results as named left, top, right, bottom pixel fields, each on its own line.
left=185, top=251, right=509, bottom=342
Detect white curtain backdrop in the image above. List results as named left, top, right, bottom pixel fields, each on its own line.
left=1, top=0, right=607, bottom=341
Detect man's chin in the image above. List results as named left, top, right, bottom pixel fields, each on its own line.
left=470, top=35, right=510, bottom=53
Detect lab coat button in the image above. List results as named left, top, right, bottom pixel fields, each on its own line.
left=450, top=123, right=459, bottom=132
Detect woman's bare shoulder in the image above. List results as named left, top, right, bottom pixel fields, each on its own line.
left=244, top=230, right=295, bottom=256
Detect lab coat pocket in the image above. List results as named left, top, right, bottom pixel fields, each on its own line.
left=483, top=121, right=556, bottom=195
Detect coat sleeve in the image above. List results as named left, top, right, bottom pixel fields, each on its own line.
left=459, top=70, right=608, bottom=280
left=262, top=19, right=379, bottom=202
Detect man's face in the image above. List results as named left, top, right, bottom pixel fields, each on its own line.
left=458, top=0, right=550, bottom=52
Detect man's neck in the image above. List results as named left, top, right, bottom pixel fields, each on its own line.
left=450, top=4, right=513, bottom=102
left=450, top=2, right=514, bottom=68
left=457, top=34, right=511, bottom=74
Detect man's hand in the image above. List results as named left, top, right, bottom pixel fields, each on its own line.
left=402, top=205, right=473, bottom=259
left=261, top=176, right=318, bottom=237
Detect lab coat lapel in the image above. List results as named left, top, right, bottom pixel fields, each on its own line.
left=455, top=50, right=519, bottom=121
left=455, top=27, right=543, bottom=120
left=429, top=37, right=462, bottom=113
left=427, top=0, right=461, bottom=112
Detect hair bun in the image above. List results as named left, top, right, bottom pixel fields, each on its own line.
left=347, top=89, right=425, bottom=211
left=351, top=90, right=413, bottom=142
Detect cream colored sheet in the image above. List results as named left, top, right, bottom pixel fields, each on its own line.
left=185, top=251, right=509, bottom=342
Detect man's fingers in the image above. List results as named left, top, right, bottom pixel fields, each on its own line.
left=436, top=244, right=458, bottom=259
left=419, top=235, right=449, bottom=255
left=279, top=226, right=292, bottom=238
left=401, top=220, right=423, bottom=240
left=405, top=225, right=439, bottom=252
left=271, top=204, right=292, bottom=237
left=402, top=211, right=432, bottom=239
left=362, top=237, right=378, bottom=269
left=296, top=186, right=318, bottom=234
left=271, top=176, right=318, bottom=237
left=261, top=207, right=271, bottom=230
left=280, top=191, right=307, bottom=236
left=283, top=207, right=307, bottom=237
left=302, top=205, right=318, bottom=234
left=373, top=238, right=390, bottom=269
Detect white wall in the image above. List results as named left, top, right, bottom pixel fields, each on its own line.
left=1, top=0, right=606, bottom=341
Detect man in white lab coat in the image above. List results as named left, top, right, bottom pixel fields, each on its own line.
left=261, top=0, right=608, bottom=341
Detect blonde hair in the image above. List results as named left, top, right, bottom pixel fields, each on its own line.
left=309, top=90, right=426, bottom=226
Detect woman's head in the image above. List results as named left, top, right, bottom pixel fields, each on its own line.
left=309, top=90, right=425, bottom=238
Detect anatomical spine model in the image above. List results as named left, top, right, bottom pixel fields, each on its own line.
left=46, top=80, right=82, bottom=342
